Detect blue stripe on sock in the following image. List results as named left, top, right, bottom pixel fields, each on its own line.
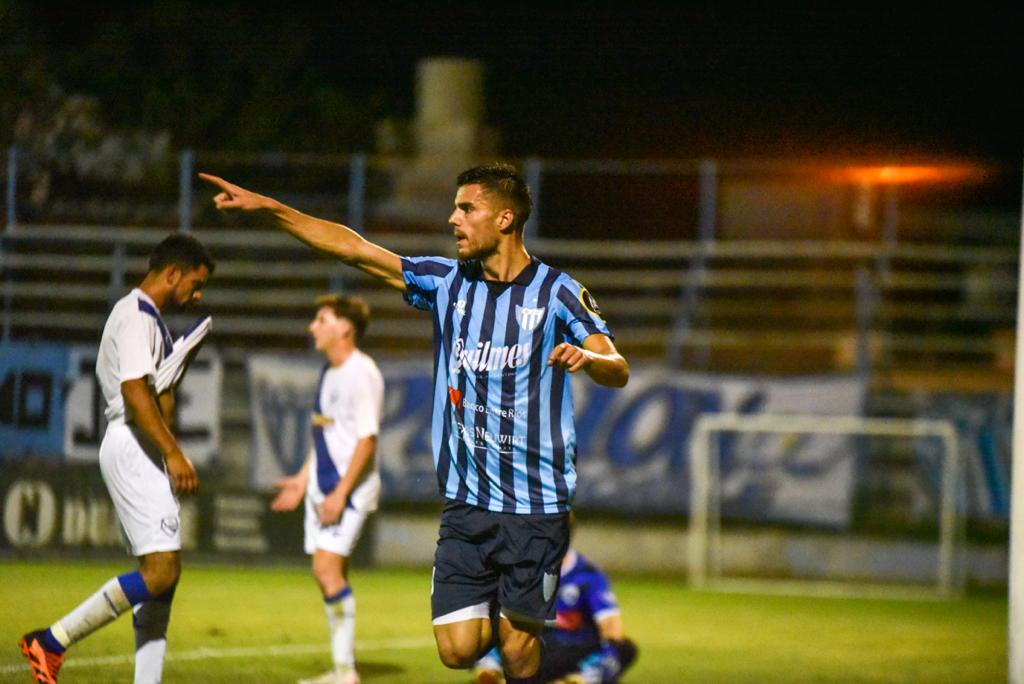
left=117, top=570, right=153, bottom=605
left=324, top=586, right=353, bottom=604
left=42, top=629, right=66, bottom=654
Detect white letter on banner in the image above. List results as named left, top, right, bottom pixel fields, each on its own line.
left=3, top=480, right=57, bottom=548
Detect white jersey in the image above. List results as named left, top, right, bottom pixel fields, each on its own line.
left=307, top=349, right=384, bottom=513
left=96, top=288, right=181, bottom=555
left=96, top=288, right=173, bottom=422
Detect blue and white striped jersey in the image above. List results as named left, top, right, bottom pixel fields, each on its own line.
left=401, top=256, right=613, bottom=514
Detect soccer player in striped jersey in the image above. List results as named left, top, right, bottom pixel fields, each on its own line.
left=201, top=162, right=629, bottom=683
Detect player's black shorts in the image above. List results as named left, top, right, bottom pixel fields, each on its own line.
left=431, top=499, right=570, bottom=625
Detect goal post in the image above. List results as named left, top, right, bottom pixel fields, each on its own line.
left=688, top=413, right=963, bottom=598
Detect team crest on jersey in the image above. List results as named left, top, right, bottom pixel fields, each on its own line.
left=160, top=516, right=180, bottom=537
left=579, top=288, right=603, bottom=320
left=560, top=583, right=580, bottom=605
left=311, top=413, right=334, bottom=427
left=515, top=305, right=545, bottom=332
left=543, top=568, right=559, bottom=602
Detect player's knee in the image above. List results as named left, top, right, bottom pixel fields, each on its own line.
left=311, top=561, right=345, bottom=596
left=499, top=639, right=538, bottom=676
left=435, top=636, right=482, bottom=669
left=139, top=552, right=181, bottom=595
left=437, top=646, right=479, bottom=669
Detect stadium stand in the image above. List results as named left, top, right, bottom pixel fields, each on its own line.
left=1, top=223, right=1014, bottom=383
left=1, top=154, right=1016, bottom=487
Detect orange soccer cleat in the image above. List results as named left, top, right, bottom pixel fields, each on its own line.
left=18, top=630, right=65, bottom=684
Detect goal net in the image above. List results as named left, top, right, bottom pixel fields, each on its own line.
left=688, top=413, right=964, bottom=598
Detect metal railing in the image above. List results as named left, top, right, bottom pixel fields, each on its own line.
left=3, top=146, right=1016, bottom=385
left=0, top=223, right=1015, bottom=385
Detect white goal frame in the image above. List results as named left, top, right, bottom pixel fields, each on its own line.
left=688, top=413, right=963, bottom=598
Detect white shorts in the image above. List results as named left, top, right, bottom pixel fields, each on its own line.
left=99, top=421, right=181, bottom=556
left=304, top=494, right=370, bottom=557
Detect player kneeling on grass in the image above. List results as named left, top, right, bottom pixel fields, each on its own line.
left=472, top=535, right=638, bottom=684
left=19, top=234, right=214, bottom=684
left=270, top=294, right=384, bottom=684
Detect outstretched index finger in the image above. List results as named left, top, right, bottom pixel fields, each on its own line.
left=197, top=172, right=235, bottom=194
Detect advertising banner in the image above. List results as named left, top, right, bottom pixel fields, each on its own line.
left=248, top=354, right=864, bottom=526
left=246, top=353, right=328, bottom=490
left=910, top=392, right=1012, bottom=520
left=0, top=459, right=305, bottom=558
left=0, top=342, right=70, bottom=459
left=572, top=372, right=865, bottom=526
left=63, top=346, right=222, bottom=466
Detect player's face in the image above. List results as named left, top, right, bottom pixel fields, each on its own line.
left=308, top=306, right=353, bottom=352
left=448, top=184, right=510, bottom=261
left=169, top=264, right=210, bottom=311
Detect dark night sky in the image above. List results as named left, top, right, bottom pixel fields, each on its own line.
left=10, top=3, right=1023, bottom=166
left=312, top=4, right=1022, bottom=165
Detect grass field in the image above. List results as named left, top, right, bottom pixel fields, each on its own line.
left=0, top=560, right=1006, bottom=683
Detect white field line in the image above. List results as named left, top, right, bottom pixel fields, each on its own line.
left=0, top=636, right=436, bottom=674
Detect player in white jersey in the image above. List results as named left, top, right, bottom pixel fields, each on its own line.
left=19, top=233, right=214, bottom=684
left=271, top=293, right=384, bottom=684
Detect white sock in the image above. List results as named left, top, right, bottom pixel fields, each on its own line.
left=133, top=598, right=173, bottom=684
left=324, top=588, right=356, bottom=669
left=51, top=576, right=133, bottom=647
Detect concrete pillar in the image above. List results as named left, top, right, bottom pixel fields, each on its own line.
left=415, top=58, right=485, bottom=157
left=380, top=57, right=500, bottom=223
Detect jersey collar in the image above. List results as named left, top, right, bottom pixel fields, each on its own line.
left=459, top=256, right=541, bottom=285
left=133, top=287, right=158, bottom=310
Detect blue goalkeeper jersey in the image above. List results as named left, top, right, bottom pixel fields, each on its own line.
left=401, top=256, right=613, bottom=514
left=550, top=550, right=620, bottom=647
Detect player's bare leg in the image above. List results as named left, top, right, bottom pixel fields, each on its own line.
left=433, top=617, right=493, bottom=669
left=496, top=616, right=543, bottom=680
left=19, top=552, right=179, bottom=684
left=134, top=551, right=181, bottom=684
left=138, top=551, right=181, bottom=595
left=301, top=549, right=359, bottom=684
left=435, top=615, right=542, bottom=681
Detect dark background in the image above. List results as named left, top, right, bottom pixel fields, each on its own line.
left=3, top=3, right=1021, bottom=166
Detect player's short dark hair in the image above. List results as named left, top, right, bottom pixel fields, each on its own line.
left=315, top=293, right=371, bottom=342
left=456, top=162, right=533, bottom=231
left=149, top=233, right=215, bottom=275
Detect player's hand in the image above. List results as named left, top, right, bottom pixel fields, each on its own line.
left=198, top=173, right=271, bottom=213
left=547, top=342, right=592, bottom=373
left=165, top=451, right=198, bottom=494
left=270, top=475, right=305, bottom=512
left=318, top=490, right=347, bottom=525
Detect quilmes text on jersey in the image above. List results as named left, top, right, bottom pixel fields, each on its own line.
left=450, top=338, right=533, bottom=375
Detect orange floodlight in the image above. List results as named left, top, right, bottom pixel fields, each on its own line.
left=829, top=163, right=987, bottom=186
